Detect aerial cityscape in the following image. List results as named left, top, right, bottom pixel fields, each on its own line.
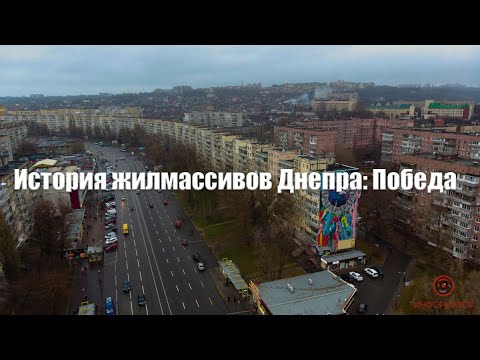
left=1, top=45, right=479, bottom=315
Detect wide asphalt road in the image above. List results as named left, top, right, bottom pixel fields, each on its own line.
left=88, top=143, right=227, bottom=315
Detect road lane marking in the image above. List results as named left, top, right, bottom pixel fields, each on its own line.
left=159, top=239, right=162, bottom=243
left=200, top=281, right=204, bottom=288
left=182, top=302, right=185, bottom=310
left=130, top=301, right=133, bottom=315
left=145, top=303, right=149, bottom=315
left=168, top=236, right=171, bottom=242
left=156, top=230, right=158, bottom=235
left=170, top=271, right=174, bottom=277
left=182, top=268, right=185, bottom=275
left=135, top=248, right=138, bottom=257
left=165, top=229, right=167, bottom=233
left=133, top=239, right=137, bottom=247
left=139, top=271, right=143, bottom=282
left=126, top=261, right=128, bottom=270
left=129, top=291, right=132, bottom=300
left=193, top=267, right=197, bottom=273
left=209, top=297, right=213, bottom=306
left=177, top=257, right=180, bottom=262
left=125, top=249, right=127, bottom=258
left=195, top=300, right=200, bottom=308
left=137, top=258, right=140, bottom=267
left=162, top=248, right=165, bottom=253
left=176, top=285, right=179, bottom=292
left=166, top=258, right=169, bottom=264
left=142, top=284, right=145, bottom=293
left=115, top=274, right=117, bottom=287
left=172, top=246, right=175, bottom=251
left=188, top=283, right=192, bottom=290
left=151, top=217, right=153, bottom=221
left=153, top=223, right=156, bottom=227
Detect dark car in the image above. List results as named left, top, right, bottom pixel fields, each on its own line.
left=357, top=303, right=368, bottom=314
left=371, top=266, right=384, bottom=276
left=105, top=225, right=117, bottom=232
left=163, top=200, right=168, bottom=206
left=122, top=280, right=131, bottom=293
left=104, top=243, right=118, bottom=252
left=192, top=253, right=200, bottom=262
left=138, top=294, right=146, bottom=306
left=148, top=203, right=154, bottom=208
left=341, top=273, right=356, bottom=284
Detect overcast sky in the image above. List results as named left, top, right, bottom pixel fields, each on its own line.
left=1, top=45, right=480, bottom=97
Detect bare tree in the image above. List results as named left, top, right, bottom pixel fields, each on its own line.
left=0, top=212, right=20, bottom=283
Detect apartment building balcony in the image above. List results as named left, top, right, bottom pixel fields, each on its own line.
left=398, top=188, right=414, bottom=196
left=307, top=219, right=319, bottom=230
left=393, top=197, right=413, bottom=211
left=458, top=177, right=480, bottom=186
left=454, top=187, right=477, bottom=197
left=395, top=216, right=411, bottom=225
left=382, top=134, right=394, bottom=142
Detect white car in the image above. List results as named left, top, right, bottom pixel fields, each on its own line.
left=105, top=237, right=118, bottom=245
left=105, top=232, right=116, bottom=239
left=197, top=262, right=205, bottom=271
left=349, top=271, right=363, bottom=282
left=364, top=268, right=379, bottom=278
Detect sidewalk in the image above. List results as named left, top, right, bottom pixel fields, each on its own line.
left=69, top=190, right=106, bottom=315
left=208, top=266, right=252, bottom=315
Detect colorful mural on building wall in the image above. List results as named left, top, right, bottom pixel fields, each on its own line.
left=318, top=190, right=360, bottom=252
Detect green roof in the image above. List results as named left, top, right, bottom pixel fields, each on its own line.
left=428, top=103, right=469, bottom=109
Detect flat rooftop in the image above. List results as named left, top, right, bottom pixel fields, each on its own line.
left=321, top=250, right=366, bottom=264
left=256, top=270, right=356, bottom=315
left=405, top=153, right=480, bottom=168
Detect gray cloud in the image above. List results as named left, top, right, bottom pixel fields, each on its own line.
left=0, top=45, right=479, bottom=96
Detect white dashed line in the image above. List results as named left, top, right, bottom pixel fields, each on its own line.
left=135, top=248, right=138, bottom=256
left=195, top=300, right=200, bottom=308
left=182, top=302, right=185, bottom=310
left=130, top=301, right=134, bottom=315
left=200, top=281, right=204, bottom=288
left=176, top=285, right=179, bottom=292
left=172, top=246, right=175, bottom=251
left=208, top=297, right=213, bottom=306
left=142, top=284, right=145, bottom=293
left=156, top=230, right=158, bottom=235
left=126, top=261, right=128, bottom=270
left=166, top=258, right=169, bottom=264
left=168, top=236, right=171, bottom=242
left=139, top=271, right=143, bottom=282
left=153, top=223, right=156, bottom=227
left=137, top=258, right=140, bottom=267
left=182, top=269, right=185, bottom=275
left=170, top=270, right=174, bottom=277
left=188, top=283, right=192, bottom=290
left=177, top=257, right=180, bottom=262
left=162, top=248, right=165, bottom=253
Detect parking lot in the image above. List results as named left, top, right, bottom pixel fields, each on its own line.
left=346, top=239, right=411, bottom=315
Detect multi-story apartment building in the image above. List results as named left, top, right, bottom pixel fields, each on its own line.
left=0, top=136, right=13, bottom=165
left=311, top=88, right=358, bottom=113
left=366, top=104, right=415, bottom=119
left=422, top=100, right=474, bottom=120
left=274, top=125, right=336, bottom=155
left=295, top=118, right=413, bottom=151
left=184, top=112, right=244, bottom=128
left=381, top=128, right=480, bottom=163
left=0, top=161, right=34, bottom=247
left=393, top=153, right=480, bottom=263
left=0, top=124, right=28, bottom=155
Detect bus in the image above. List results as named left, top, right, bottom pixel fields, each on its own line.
left=123, top=223, right=129, bottom=235
left=105, top=297, right=115, bottom=315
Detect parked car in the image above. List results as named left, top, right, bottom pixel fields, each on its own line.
left=105, top=232, right=116, bottom=239
left=364, top=268, right=379, bottom=278
left=105, top=237, right=118, bottom=245
left=104, top=243, right=118, bottom=252
left=192, top=253, right=200, bottom=262
left=122, top=280, right=131, bottom=293
left=121, top=196, right=126, bottom=201
left=136, top=190, right=140, bottom=194
left=357, top=303, right=368, bottom=314
left=340, top=274, right=355, bottom=284
left=349, top=272, right=363, bottom=282
left=371, top=266, right=384, bottom=276
left=105, top=224, right=117, bottom=231
left=163, top=200, right=168, bottom=206
left=138, top=294, right=146, bottom=306
left=148, top=203, right=154, bottom=208
left=197, top=262, right=205, bottom=271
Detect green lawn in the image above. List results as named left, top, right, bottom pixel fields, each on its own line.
left=218, top=246, right=258, bottom=275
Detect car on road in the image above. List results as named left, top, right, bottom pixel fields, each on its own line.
left=104, top=243, right=118, bottom=252
left=138, top=294, right=146, bottom=306
left=364, top=268, right=379, bottom=278
left=136, top=190, right=140, bottom=194
left=163, top=200, right=168, bottom=206
left=192, top=253, right=200, bottom=262
left=349, top=272, right=363, bottom=282
left=197, top=262, right=205, bottom=271
left=121, top=196, right=126, bottom=201
left=122, top=280, right=131, bottom=293
left=357, top=303, right=368, bottom=314
left=148, top=203, right=154, bottom=208
left=182, top=239, right=188, bottom=246
left=157, top=189, right=161, bottom=193
left=104, top=195, right=115, bottom=201
left=371, top=266, right=384, bottom=276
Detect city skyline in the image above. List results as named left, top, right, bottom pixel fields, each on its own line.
left=1, top=45, right=480, bottom=96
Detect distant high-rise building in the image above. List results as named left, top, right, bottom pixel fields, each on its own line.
left=30, top=94, right=44, bottom=98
